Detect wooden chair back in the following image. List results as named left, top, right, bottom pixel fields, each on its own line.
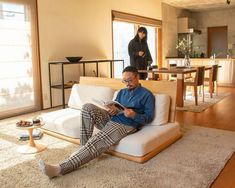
left=195, top=66, right=205, bottom=86
left=211, top=64, right=218, bottom=82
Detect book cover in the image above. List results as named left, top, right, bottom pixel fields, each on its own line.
left=18, top=134, right=43, bottom=141
left=19, top=129, right=43, bottom=140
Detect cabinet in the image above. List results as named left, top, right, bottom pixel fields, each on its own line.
left=49, top=59, right=124, bottom=108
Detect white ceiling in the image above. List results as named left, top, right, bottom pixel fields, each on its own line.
left=162, top=0, right=235, bottom=11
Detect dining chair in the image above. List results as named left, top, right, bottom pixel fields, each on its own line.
left=204, top=64, right=218, bottom=98
left=184, top=66, right=205, bottom=105
left=151, top=65, right=160, bottom=80
left=147, top=65, right=159, bottom=80
left=168, top=63, right=177, bottom=81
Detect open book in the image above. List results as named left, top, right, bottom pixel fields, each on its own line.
left=92, top=99, right=125, bottom=112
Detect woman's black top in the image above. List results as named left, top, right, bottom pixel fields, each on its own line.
left=128, top=38, right=152, bottom=70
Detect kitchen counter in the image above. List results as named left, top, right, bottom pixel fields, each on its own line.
left=166, top=57, right=235, bottom=60
left=165, top=58, right=235, bottom=87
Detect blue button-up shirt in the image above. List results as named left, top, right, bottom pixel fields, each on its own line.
left=111, top=85, right=155, bottom=128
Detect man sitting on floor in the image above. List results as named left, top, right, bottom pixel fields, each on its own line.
left=38, top=66, right=155, bottom=178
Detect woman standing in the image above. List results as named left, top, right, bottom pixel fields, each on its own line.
left=128, top=27, right=152, bottom=80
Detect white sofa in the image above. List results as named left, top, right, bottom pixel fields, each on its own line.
left=41, top=77, right=182, bottom=163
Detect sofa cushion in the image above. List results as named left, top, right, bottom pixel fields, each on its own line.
left=109, top=122, right=180, bottom=156
left=68, top=84, right=115, bottom=110
left=41, top=108, right=82, bottom=138
left=112, top=90, right=119, bottom=100
left=41, top=108, right=100, bottom=138
left=147, top=94, right=170, bottom=126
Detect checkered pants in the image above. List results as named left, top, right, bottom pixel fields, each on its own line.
left=59, top=103, right=136, bottom=175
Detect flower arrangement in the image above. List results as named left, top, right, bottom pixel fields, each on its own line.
left=176, top=38, right=192, bottom=56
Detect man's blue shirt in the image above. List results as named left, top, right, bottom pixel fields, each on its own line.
left=111, top=85, right=155, bottom=128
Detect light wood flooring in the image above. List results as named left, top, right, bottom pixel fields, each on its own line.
left=176, top=87, right=235, bottom=188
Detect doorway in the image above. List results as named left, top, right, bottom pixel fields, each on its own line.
left=208, top=26, right=227, bottom=58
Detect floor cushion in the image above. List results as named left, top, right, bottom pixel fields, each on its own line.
left=109, top=122, right=181, bottom=157
left=41, top=108, right=81, bottom=138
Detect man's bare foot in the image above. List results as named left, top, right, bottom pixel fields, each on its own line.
left=38, top=159, right=61, bottom=179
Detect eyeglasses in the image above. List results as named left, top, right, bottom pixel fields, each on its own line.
left=122, top=78, right=133, bottom=84
left=122, top=76, right=137, bottom=84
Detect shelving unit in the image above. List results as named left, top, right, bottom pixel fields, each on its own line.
left=48, top=59, right=124, bottom=108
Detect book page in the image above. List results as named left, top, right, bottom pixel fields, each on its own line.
left=92, top=99, right=125, bottom=112
left=104, top=101, right=125, bottom=111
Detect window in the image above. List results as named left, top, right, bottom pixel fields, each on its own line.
left=144, top=25, right=157, bottom=66
left=113, top=21, right=135, bottom=78
left=0, top=0, right=41, bottom=119
left=112, top=11, right=162, bottom=78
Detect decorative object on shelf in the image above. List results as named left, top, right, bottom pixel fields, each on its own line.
left=66, top=56, right=83, bottom=62
left=183, top=54, right=191, bottom=68
left=176, top=38, right=192, bottom=68
left=66, top=80, right=79, bottom=87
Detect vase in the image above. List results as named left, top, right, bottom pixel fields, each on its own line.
left=183, top=55, right=191, bottom=68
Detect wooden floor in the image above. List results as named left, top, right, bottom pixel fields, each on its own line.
left=176, top=86, right=235, bottom=188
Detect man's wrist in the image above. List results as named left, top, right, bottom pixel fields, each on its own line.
left=132, top=112, right=137, bottom=119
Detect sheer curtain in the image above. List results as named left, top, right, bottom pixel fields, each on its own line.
left=0, top=0, right=41, bottom=119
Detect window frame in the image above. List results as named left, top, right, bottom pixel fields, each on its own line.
left=111, top=10, right=162, bottom=72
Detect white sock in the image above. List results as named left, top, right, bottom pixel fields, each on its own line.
left=38, top=159, right=61, bottom=178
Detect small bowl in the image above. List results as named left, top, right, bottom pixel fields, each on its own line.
left=66, top=56, right=83, bottom=62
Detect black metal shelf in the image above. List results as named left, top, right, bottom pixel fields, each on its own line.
left=49, top=59, right=124, bottom=108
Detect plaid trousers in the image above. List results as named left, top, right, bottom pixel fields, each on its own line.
left=59, top=103, right=136, bottom=175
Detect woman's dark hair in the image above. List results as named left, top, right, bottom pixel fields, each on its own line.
left=122, top=66, right=138, bottom=76
left=134, top=27, right=148, bottom=42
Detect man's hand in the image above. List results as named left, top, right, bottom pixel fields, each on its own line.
left=124, top=109, right=136, bottom=118
left=106, top=104, right=119, bottom=116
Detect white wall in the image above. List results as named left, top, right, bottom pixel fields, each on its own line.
left=162, top=3, right=190, bottom=66
left=37, top=0, right=162, bottom=108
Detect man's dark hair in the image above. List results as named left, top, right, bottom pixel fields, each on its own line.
left=122, top=66, right=138, bottom=76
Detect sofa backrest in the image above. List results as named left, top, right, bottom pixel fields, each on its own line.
left=147, top=94, right=170, bottom=126
left=68, top=84, right=115, bottom=109
left=79, top=77, right=177, bottom=122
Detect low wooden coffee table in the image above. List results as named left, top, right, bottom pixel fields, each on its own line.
left=17, top=124, right=47, bottom=154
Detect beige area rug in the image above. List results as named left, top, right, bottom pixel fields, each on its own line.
left=1, top=121, right=235, bottom=188
left=176, top=92, right=230, bottom=112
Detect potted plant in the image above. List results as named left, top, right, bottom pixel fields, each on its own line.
left=176, top=38, right=192, bottom=67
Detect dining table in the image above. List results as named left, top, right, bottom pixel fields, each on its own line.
left=139, top=65, right=219, bottom=107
